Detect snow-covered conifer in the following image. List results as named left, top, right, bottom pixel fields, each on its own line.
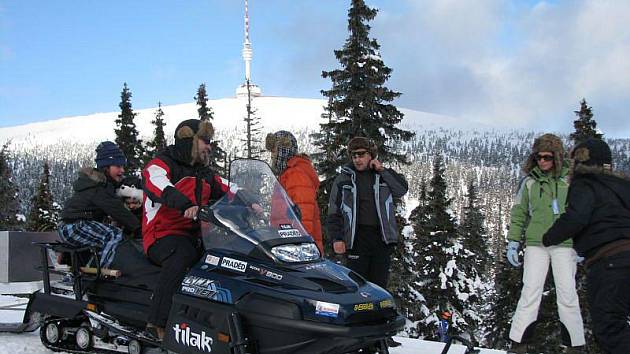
left=0, top=143, right=24, bottom=231
left=570, top=99, right=603, bottom=144
left=115, top=83, right=144, bottom=174
left=26, top=161, right=60, bottom=231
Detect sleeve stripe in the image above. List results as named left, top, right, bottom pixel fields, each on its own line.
left=147, top=164, right=173, bottom=192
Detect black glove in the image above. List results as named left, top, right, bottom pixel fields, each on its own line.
left=290, top=203, right=302, bottom=221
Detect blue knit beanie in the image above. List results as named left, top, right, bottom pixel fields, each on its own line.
left=95, top=141, right=127, bottom=169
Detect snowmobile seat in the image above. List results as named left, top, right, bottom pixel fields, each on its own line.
left=105, top=239, right=161, bottom=290
left=83, top=239, right=161, bottom=308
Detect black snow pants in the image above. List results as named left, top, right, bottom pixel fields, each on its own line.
left=346, top=225, right=393, bottom=289
left=147, top=235, right=203, bottom=327
left=587, top=251, right=630, bottom=354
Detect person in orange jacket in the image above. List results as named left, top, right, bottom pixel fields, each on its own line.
left=266, top=130, right=323, bottom=253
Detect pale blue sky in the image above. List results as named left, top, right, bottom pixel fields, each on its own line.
left=1, top=1, right=629, bottom=137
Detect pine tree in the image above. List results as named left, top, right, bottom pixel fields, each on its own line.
left=0, top=143, right=24, bottom=231
left=313, top=0, right=414, bottom=256
left=460, top=179, right=490, bottom=273
left=195, top=83, right=227, bottom=174
left=412, top=154, right=470, bottom=339
left=241, top=79, right=263, bottom=159
left=27, top=162, right=60, bottom=231
left=395, top=179, right=428, bottom=338
left=146, top=102, right=168, bottom=160
left=318, top=0, right=414, bottom=164
left=195, top=83, right=214, bottom=122
left=115, top=83, right=144, bottom=174
left=569, top=99, right=603, bottom=144
left=457, top=179, right=490, bottom=342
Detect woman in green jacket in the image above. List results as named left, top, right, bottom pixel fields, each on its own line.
left=506, top=134, right=585, bottom=353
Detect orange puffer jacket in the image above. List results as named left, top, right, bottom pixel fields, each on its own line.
left=274, top=155, right=323, bottom=252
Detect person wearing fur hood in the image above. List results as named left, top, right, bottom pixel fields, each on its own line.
left=507, top=134, right=585, bottom=353
left=266, top=130, right=323, bottom=253
left=543, top=138, right=630, bottom=353
left=141, top=118, right=232, bottom=339
left=58, top=141, right=140, bottom=268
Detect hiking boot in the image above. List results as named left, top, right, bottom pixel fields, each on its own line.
left=565, top=346, right=586, bottom=354
left=508, top=341, right=528, bottom=354
left=146, top=323, right=165, bottom=342
left=386, top=337, right=402, bottom=347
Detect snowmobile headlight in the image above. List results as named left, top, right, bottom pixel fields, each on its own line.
left=271, top=243, right=320, bottom=262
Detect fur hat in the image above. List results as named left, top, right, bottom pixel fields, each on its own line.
left=173, top=119, right=214, bottom=165
left=347, top=136, right=378, bottom=158
left=571, top=138, right=612, bottom=175
left=523, top=133, right=564, bottom=176
left=266, top=130, right=298, bottom=173
left=95, top=141, right=127, bottom=169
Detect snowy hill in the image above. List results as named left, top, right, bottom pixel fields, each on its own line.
left=0, top=96, right=482, bottom=147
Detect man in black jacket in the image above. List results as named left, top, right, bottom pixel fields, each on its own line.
left=327, top=136, right=408, bottom=348
left=58, top=141, right=140, bottom=268
left=543, top=139, right=630, bottom=354
left=328, top=136, right=408, bottom=289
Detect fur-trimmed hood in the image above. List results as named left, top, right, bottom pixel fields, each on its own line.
left=570, top=163, right=626, bottom=180
left=172, top=119, right=214, bottom=166
left=523, top=133, right=565, bottom=176
left=74, top=167, right=107, bottom=192
left=266, top=130, right=298, bottom=173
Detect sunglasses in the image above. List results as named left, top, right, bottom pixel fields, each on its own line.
left=199, top=137, right=212, bottom=145
left=351, top=150, right=369, bottom=159
left=536, top=154, right=554, bottom=162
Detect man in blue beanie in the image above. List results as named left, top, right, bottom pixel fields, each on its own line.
left=58, top=141, right=140, bottom=268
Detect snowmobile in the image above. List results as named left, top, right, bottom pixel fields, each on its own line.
left=26, top=158, right=405, bottom=354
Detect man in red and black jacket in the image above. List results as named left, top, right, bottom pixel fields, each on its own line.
left=142, top=118, right=228, bottom=339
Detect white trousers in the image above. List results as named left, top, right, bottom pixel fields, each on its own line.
left=509, top=245, right=585, bottom=346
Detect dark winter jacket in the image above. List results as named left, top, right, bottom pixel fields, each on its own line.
left=61, top=168, right=140, bottom=232
left=542, top=173, right=630, bottom=259
left=327, top=164, right=408, bottom=249
left=142, top=146, right=229, bottom=253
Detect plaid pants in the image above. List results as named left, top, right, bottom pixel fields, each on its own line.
left=57, top=220, right=123, bottom=268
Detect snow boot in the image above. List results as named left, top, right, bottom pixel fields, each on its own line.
left=145, top=323, right=165, bottom=342
left=508, top=341, right=528, bottom=354
left=565, top=346, right=587, bottom=354
left=386, top=337, right=402, bottom=347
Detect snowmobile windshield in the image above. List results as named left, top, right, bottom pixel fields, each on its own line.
left=202, top=159, right=320, bottom=263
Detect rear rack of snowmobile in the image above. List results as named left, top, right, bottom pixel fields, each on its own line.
left=33, top=242, right=120, bottom=300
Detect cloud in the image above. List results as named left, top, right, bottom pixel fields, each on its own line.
left=265, top=0, right=630, bottom=137
left=376, top=0, right=630, bottom=136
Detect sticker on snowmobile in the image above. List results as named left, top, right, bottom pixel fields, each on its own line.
left=182, top=276, right=215, bottom=288
left=205, top=255, right=220, bottom=266
left=264, top=270, right=283, bottom=281
left=305, top=263, right=326, bottom=270
left=221, top=257, right=247, bottom=272
left=315, top=301, right=340, bottom=318
left=353, top=302, right=374, bottom=312
left=180, top=275, right=233, bottom=302
left=172, top=323, right=213, bottom=353
left=379, top=299, right=394, bottom=309
left=278, top=228, right=302, bottom=238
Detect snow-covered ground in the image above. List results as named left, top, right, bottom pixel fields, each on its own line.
left=1, top=293, right=504, bottom=354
